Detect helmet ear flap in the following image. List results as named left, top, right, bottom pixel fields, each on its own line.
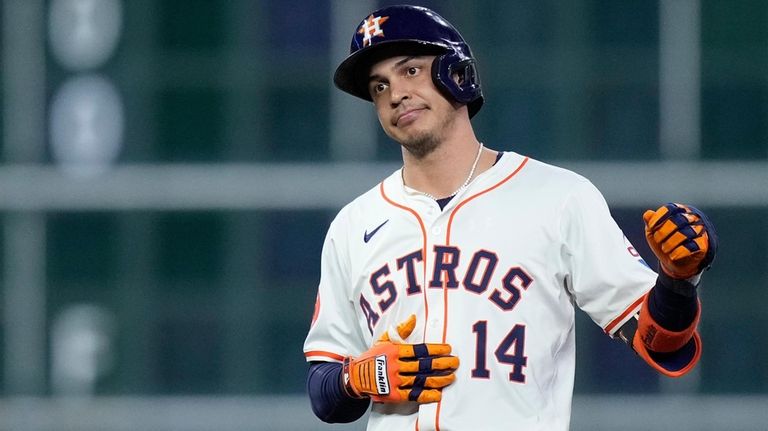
left=432, top=52, right=482, bottom=105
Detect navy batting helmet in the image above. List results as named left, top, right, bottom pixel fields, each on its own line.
left=334, top=5, right=484, bottom=118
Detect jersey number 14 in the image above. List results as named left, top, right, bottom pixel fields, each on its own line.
left=471, top=321, right=528, bottom=383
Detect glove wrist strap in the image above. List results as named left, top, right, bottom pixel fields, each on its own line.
left=634, top=293, right=700, bottom=353
left=341, top=357, right=366, bottom=399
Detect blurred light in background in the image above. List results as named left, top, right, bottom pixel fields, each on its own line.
left=49, top=75, right=124, bottom=177
left=48, top=0, right=123, bottom=71
left=48, top=0, right=124, bottom=177
left=51, top=304, right=116, bottom=397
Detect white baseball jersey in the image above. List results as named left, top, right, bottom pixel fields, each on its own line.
left=304, top=151, right=657, bottom=431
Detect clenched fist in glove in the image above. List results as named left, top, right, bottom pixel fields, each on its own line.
left=643, top=203, right=718, bottom=279
left=341, top=315, right=459, bottom=403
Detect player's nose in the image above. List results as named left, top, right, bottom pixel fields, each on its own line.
left=388, top=78, right=411, bottom=107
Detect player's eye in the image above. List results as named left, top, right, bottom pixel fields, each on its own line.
left=406, top=66, right=420, bottom=76
left=371, top=82, right=388, bottom=96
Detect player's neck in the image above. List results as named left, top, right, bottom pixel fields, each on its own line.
left=402, top=133, right=495, bottom=200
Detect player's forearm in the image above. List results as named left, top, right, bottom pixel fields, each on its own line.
left=647, top=270, right=699, bottom=331
left=307, top=361, right=369, bottom=423
left=640, top=202, right=715, bottom=334
left=618, top=203, right=715, bottom=376
left=615, top=270, right=703, bottom=377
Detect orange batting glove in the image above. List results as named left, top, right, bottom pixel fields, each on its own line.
left=341, top=314, right=459, bottom=404
left=643, top=203, right=718, bottom=279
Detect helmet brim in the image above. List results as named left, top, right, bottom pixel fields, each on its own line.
left=333, top=40, right=448, bottom=102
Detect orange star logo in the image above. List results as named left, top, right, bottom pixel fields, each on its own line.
left=358, top=15, right=389, bottom=47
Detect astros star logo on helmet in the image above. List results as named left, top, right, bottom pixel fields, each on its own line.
left=358, top=14, right=389, bottom=47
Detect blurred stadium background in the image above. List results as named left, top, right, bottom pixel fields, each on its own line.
left=1, top=0, right=767, bottom=430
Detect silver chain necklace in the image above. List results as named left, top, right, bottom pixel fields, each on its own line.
left=405, top=142, right=484, bottom=200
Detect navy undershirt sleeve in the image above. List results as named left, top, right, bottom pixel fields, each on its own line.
left=647, top=271, right=698, bottom=331
left=307, top=361, right=369, bottom=423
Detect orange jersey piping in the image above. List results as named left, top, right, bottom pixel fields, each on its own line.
left=435, top=155, right=530, bottom=429
left=379, top=181, right=430, bottom=342
left=604, top=293, right=646, bottom=335
left=443, top=156, right=530, bottom=342
left=304, top=350, right=345, bottom=362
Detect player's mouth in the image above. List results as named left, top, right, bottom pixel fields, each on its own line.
left=394, top=107, right=427, bottom=127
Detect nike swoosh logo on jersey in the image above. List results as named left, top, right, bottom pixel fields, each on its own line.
left=364, top=220, right=389, bottom=243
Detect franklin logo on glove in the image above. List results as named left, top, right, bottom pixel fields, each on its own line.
left=375, top=355, right=389, bottom=395
left=337, top=314, right=459, bottom=403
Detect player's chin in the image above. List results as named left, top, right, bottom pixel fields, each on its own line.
left=397, top=118, right=434, bottom=138
left=400, top=133, right=440, bottom=159
left=385, top=126, right=416, bottom=144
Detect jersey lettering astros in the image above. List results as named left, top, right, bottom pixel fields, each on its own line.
left=304, top=151, right=656, bottom=431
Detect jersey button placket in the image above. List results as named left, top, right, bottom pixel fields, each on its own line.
left=424, top=215, right=447, bottom=346
left=418, top=211, right=443, bottom=431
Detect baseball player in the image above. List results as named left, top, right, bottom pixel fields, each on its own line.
left=304, top=5, right=717, bottom=431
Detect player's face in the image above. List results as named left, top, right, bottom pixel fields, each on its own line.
left=368, top=55, right=460, bottom=158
